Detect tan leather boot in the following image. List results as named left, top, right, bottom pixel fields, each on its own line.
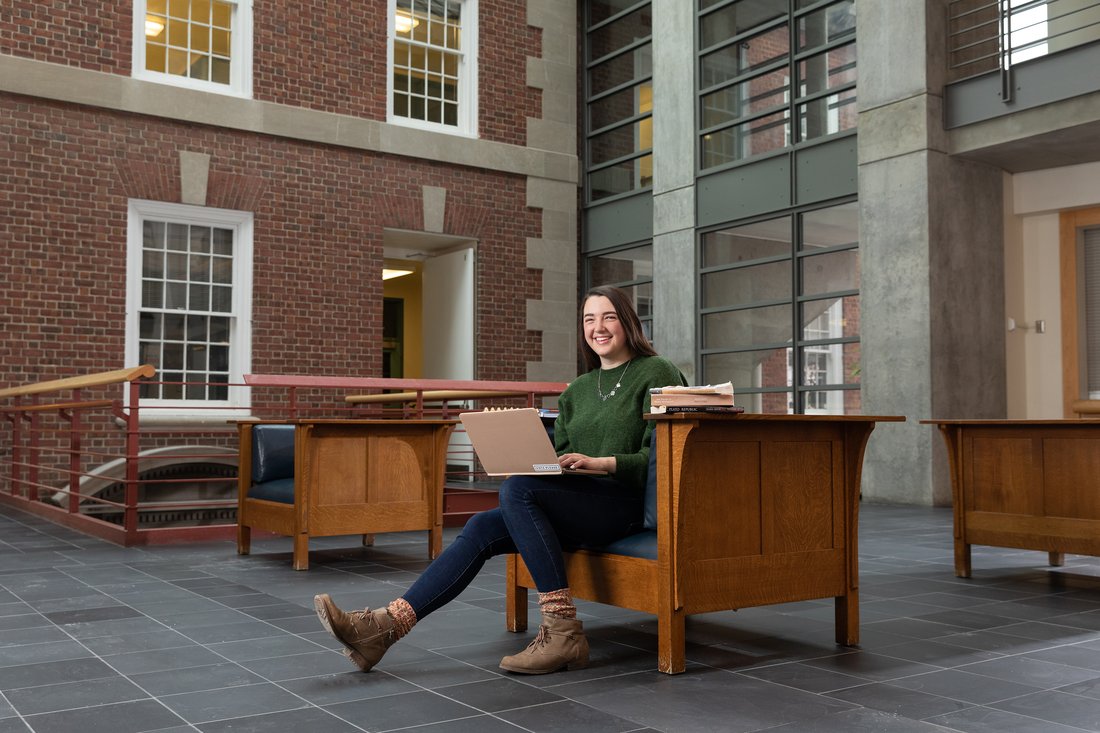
left=314, top=594, right=396, bottom=672
left=499, top=616, right=589, bottom=674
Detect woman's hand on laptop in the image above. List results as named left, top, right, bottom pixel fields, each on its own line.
left=558, top=453, right=616, bottom=474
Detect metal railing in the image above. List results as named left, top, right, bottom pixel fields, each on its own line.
left=0, top=367, right=567, bottom=546
left=948, top=0, right=1100, bottom=95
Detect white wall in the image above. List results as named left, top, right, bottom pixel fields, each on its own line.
left=1006, top=160, right=1100, bottom=416
left=422, top=247, right=475, bottom=380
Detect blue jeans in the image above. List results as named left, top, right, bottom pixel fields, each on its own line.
left=402, top=474, right=644, bottom=618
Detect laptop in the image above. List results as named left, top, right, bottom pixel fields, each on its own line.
left=459, top=408, right=606, bottom=476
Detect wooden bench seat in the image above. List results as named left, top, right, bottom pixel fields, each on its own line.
left=236, top=419, right=454, bottom=570
left=505, top=413, right=900, bottom=674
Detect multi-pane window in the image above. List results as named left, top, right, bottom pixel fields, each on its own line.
left=133, top=0, right=253, bottom=97
left=587, top=244, right=654, bottom=341
left=699, top=200, right=860, bottom=414
left=390, top=0, right=478, bottom=134
left=697, top=0, right=857, bottom=170
left=127, top=201, right=252, bottom=408
left=585, top=1, right=653, bottom=202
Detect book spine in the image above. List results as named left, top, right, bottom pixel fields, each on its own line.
left=651, top=405, right=744, bottom=414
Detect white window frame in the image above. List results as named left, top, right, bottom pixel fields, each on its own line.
left=131, top=0, right=254, bottom=98
left=386, top=0, right=479, bottom=137
left=126, top=199, right=254, bottom=416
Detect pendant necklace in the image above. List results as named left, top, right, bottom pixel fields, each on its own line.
left=597, top=359, right=632, bottom=401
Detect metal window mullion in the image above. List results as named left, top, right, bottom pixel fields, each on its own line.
left=795, top=241, right=858, bottom=258
left=699, top=296, right=791, bottom=316
left=700, top=252, right=791, bottom=274
left=586, top=34, right=652, bottom=72
left=795, top=289, right=859, bottom=306
left=698, top=56, right=788, bottom=96
left=700, top=341, right=793, bottom=355
left=587, top=147, right=651, bottom=174
left=697, top=14, right=787, bottom=57
left=588, top=74, right=653, bottom=105
left=586, top=0, right=651, bottom=35
left=587, top=109, right=653, bottom=140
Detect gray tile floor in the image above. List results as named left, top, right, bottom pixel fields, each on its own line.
left=4, top=504, right=1100, bottom=733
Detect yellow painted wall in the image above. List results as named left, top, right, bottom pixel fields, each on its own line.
left=382, top=259, right=423, bottom=378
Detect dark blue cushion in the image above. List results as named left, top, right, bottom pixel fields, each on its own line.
left=589, top=530, right=657, bottom=560
left=247, top=477, right=295, bottom=504
left=643, top=431, right=658, bottom=530
left=251, top=425, right=295, bottom=483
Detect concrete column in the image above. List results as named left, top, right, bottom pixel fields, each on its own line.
left=858, top=0, right=1005, bottom=505
left=650, top=0, right=697, bottom=382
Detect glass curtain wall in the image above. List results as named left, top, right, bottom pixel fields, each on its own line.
left=700, top=201, right=860, bottom=414
left=585, top=0, right=654, bottom=202
left=698, top=0, right=856, bottom=170
left=695, top=0, right=860, bottom=414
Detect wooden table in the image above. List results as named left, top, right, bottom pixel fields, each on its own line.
left=923, top=419, right=1100, bottom=578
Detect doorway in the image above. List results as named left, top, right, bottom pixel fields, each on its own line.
left=382, top=230, right=476, bottom=380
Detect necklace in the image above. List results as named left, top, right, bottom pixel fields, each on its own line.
left=597, top=360, right=632, bottom=401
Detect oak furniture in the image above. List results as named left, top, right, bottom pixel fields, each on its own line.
left=506, top=412, right=902, bottom=674
left=924, top=419, right=1100, bottom=578
left=237, top=419, right=455, bottom=570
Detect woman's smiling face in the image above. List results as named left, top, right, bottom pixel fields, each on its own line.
left=582, top=295, right=630, bottom=367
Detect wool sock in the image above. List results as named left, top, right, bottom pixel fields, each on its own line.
left=386, top=598, right=418, bottom=639
left=538, top=588, right=577, bottom=619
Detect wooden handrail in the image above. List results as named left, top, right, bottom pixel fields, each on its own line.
left=347, top=390, right=530, bottom=404
left=0, top=365, right=156, bottom=399
left=246, top=374, right=568, bottom=395
left=7, top=400, right=115, bottom=413
left=1072, top=399, right=1100, bottom=417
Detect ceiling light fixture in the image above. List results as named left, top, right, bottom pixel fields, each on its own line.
left=395, top=11, right=419, bottom=34
left=382, top=268, right=415, bottom=280
left=145, top=16, right=165, bottom=37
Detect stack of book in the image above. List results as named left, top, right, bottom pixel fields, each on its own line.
left=648, top=382, right=742, bottom=414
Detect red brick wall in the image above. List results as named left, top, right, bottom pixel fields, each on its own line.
left=0, top=95, right=542, bottom=387
left=0, top=1, right=540, bottom=146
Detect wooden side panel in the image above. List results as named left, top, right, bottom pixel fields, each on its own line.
left=761, top=440, right=834, bottom=554
left=966, top=436, right=1042, bottom=515
left=680, top=438, right=761, bottom=559
left=311, top=435, right=368, bottom=505
left=366, top=435, right=429, bottom=503
left=1043, top=438, right=1100, bottom=520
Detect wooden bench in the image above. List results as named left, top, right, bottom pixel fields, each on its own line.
left=924, top=419, right=1100, bottom=578
left=505, top=412, right=902, bottom=674
left=236, top=418, right=454, bottom=570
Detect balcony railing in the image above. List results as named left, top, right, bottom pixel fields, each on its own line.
left=0, top=367, right=566, bottom=546
left=948, top=0, right=1100, bottom=95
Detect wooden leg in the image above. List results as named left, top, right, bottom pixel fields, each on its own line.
left=505, top=555, right=528, bottom=632
left=428, top=526, right=442, bottom=560
left=1049, top=551, right=1065, bottom=567
left=835, top=591, right=859, bottom=646
left=292, top=533, right=309, bottom=571
left=954, top=540, right=972, bottom=578
left=657, top=607, right=686, bottom=674
left=362, top=533, right=375, bottom=547
left=237, top=523, right=251, bottom=556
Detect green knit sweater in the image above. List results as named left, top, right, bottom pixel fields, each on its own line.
left=553, top=355, right=686, bottom=491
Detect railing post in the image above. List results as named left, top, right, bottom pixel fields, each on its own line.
left=5, top=398, right=21, bottom=498
left=66, top=389, right=82, bottom=514
left=999, top=0, right=1014, bottom=102
left=27, top=395, right=40, bottom=500
left=124, top=380, right=142, bottom=541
